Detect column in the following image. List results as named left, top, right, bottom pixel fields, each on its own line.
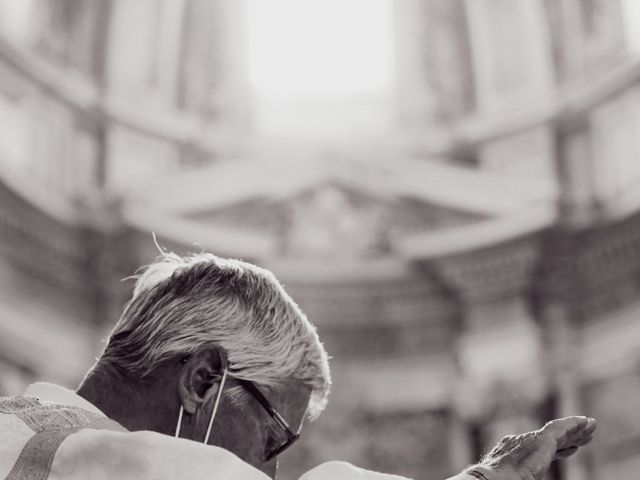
left=464, top=0, right=554, bottom=113
left=393, top=0, right=474, bottom=128
left=106, top=0, right=186, bottom=108
left=555, top=121, right=601, bottom=226
left=177, top=0, right=252, bottom=129
left=542, top=301, right=587, bottom=480
left=435, top=237, right=549, bottom=466
left=31, top=0, right=109, bottom=78
left=545, top=0, right=625, bottom=83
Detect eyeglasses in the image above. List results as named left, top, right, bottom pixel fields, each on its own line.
left=237, top=379, right=301, bottom=461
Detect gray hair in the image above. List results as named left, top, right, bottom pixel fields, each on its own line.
left=99, top=252, right=331, bottom=419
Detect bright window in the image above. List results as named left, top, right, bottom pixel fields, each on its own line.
left=247, top=0, right=393, bottom=99
left=0, top=0, right=34, bottom=44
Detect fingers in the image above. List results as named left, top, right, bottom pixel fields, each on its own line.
left=584, top=417, right=597, bottom=437
left=554, top=446, right=578, bottom=460
left=573, top=420, right=596, bottom=447
left=542, top=416, right=588, bottom=438
left=542, top=416, right=597, bottom=453
left=565, top=419, right=596, bottom=446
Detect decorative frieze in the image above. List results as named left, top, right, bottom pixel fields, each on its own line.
left=0, top=168, right=133, bottom=328
left=432, top=235, right=543, bottom=302
left=537, top=210, right=640, bottom=323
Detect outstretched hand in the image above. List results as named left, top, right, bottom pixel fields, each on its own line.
left=466, top=416, right=597, bottom=480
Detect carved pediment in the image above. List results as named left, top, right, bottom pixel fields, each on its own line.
left=189, top=181, right=481, bottom=259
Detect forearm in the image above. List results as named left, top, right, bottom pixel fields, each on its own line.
left=446, top=466, right=494, bottom=480
left=446, top=474, right=476, bottom=480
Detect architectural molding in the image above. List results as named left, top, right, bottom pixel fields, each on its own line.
left=429, top=234, right=544, bottom=301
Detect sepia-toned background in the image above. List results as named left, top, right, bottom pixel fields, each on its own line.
left=1, top=1, right=639, bottom=479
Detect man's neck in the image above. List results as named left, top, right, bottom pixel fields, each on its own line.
left=76, top=364, right=178, bottom=435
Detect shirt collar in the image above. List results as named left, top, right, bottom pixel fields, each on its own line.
left=24, top=382, right=107, bottom=417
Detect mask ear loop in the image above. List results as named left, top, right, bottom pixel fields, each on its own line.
left=175, top=367, right=229, bottom=441
left=175, top=405, right=184, bottom=438
left=204, top=367, right=228, bottom=445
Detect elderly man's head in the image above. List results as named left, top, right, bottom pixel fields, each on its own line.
left=79, top=252, right=331, bottom=477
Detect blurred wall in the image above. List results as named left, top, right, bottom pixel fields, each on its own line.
left=1, top=1, right=640, bottom=480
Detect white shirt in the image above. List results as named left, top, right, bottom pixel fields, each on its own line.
left=24, top=382, right=106, bottom=416
left=1, top=383, right=473, bottom=480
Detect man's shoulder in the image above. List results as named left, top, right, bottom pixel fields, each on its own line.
left=0, top=394, right=125, bottom=432
left=299, top=461, right=413, bottom=480
left=51, top=430, right=270, bottom=480
left=0, top=394, right=127, bottom=480
left=0, top=394, right=42, bottom=414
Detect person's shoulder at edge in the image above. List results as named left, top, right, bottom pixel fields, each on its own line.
left=48, top=428, right=470, bottom=480
left=48, top=429, right=270, bottom=480
left=300, top=461, right=411, bottom=479
left=300, top=461, right=479, bottom=480
left=47, top=425, right=479, bottom=480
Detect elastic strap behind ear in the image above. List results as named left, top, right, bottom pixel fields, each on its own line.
left=175, top=405, right=184, bottom=438
left=204, top=367, right=228, bottom=445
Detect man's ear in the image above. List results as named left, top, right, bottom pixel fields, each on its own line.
left=177, top=343, right=228, bottom=415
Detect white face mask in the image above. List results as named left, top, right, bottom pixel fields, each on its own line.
left=175, top=368, right=229, bottom=444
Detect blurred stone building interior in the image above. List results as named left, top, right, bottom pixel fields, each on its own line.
left=1, top=0, right=640, bottom=479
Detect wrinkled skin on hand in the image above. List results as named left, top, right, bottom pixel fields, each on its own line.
left=468, top=416, right=597, bottom=480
